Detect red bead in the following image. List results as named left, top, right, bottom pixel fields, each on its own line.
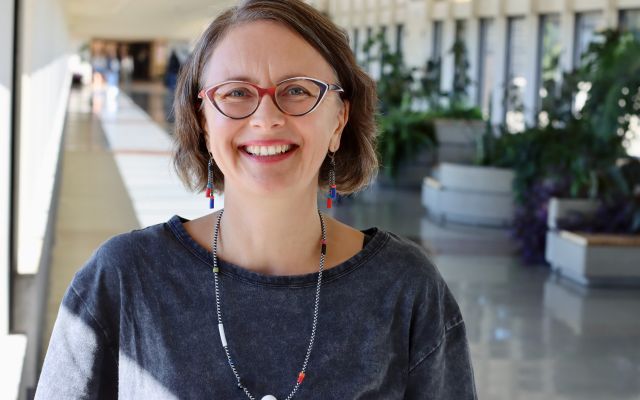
left=206, top=188, right=211, bottom=197
left=327, top=198, right=332, bottom=208
left=297, top=372, right=305, bottom=384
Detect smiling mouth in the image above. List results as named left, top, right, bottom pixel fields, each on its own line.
left=241, top=144, right=298, bottom=156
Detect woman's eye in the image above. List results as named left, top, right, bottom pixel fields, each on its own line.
left=218, top=87, right=252, bottom=100
left=228, top=89, right=248, bottom=97
left=286, top=86, right=309, bottom=96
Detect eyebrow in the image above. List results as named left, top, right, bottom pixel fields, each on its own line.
left=221, top=73, right=315, bottom=84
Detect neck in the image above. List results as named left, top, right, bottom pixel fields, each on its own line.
left=217, top=185, right=325, bottom=276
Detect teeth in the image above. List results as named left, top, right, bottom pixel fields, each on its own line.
left=245, top=144, right=292, bottom=156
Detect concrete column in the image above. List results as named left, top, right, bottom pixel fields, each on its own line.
left=0, top=0, right=15, bottom=337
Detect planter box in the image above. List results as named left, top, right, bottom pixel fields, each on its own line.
left=421, top=162, right=515, bottom=227
left=546, top=197, right=640, bottom=287
left=547, top=198, right=599, bottom=229
left=546, top=230, right=640, bottom=287
left=434, top=119, right=485, bottom=164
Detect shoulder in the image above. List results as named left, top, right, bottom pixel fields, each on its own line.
left=374, top=229, right=443, bottom=286
left=70, top=220, right=175, bottom=292
left=373, top=228, right=463, bottom=326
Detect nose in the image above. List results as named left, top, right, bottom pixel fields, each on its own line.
left=249, top=91, right=285, bottom=129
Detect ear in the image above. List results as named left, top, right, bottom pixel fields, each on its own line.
left=329, top=99, right=350, bottom=152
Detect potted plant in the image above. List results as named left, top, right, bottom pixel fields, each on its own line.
left=430, top=38, right=484, bottom=164
left=511, top=28, right=639, bottom=266
left=364, top=31, right=438, bottom=187
left=422, top=95, right=518, bottom=227
left=546, top=158, right=640, bottom=286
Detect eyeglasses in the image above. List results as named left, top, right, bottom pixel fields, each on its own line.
left=198, top=76, right=344, bottom=119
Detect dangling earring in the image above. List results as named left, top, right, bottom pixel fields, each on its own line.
left=326, top=152, right=337, bottom=209
left=206, top=157, right=215, bottom=209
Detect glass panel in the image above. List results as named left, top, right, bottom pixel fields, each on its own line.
left=574, top=11, right=603, bottom=67
left=452, top=19, right=469, bottom=105
left=396, top=24, right=404, bottom=55
left=536, top=14, right=562, bottom=125
left=432, top=21, right=443, bottom=61
left=619, top=8, right=640, bottom=38
left=477, top=18, right=495, bottom=117
left=505, top=17, right=527, bottom=133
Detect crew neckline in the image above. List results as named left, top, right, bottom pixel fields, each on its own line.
left=166, top=214, right=389, bottom=288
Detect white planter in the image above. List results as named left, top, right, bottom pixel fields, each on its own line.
left=545, top=230, right=640, bottom=287
left=434, top=119, right=485, bottom=164
left=422, top=163, right=515, bottom=227
left=547, top=198, right=599, bottom=229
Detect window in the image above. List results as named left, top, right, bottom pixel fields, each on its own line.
left=536, top=14, right=561, bottom=124
left=452, top=20, right=469, bottom=105
left=619, top=8, right=640, bottom=37
left=573, top=12, right=603, bottom=68
left=365, top=26, right=373, bottom=71
left=477, top=18, right=495, bottom=118
left=573, top=12, right=603, bottom=112
left=504, top=17, right=527, bottom=132
left=353, top=28, right=360, bottom=61
left=395, top=24, right=404, bottom=55
left=431, top=21, right=443, bottom=62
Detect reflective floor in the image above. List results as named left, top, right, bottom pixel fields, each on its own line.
left=47, top=82, right=640, bottom=400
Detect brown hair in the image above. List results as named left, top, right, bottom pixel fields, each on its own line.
left=172, top=0, right=378, bottom=194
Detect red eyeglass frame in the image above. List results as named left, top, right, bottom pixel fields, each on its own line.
left=197, top=76, right=345, bottom=119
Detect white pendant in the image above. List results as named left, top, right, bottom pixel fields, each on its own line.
left=261, top=396, right=277, bottom=400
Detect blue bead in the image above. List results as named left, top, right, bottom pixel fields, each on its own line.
left=209, top=198, right=214, bottom=209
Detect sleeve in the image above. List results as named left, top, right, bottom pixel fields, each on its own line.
left=404, top=320, right=477, bottom=399
left=404, top=271, right=477, bottom=400
left=35, top=246, right=120, bottom=399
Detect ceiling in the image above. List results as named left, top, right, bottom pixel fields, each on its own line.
left=62, top=0, right=238, bottom=40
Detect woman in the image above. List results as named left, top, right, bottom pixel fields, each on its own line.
left=36, top=1, right=477, bottom=399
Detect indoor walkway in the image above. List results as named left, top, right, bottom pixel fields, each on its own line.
left=42, top=82, right=640, bottom=400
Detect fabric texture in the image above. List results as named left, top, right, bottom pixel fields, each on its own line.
left=35, top=215, right=477, bottom=399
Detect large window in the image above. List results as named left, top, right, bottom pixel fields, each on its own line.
left=452, top=20, right=469, bottom=105
left=505, top=17, right=527, bottom=132
left=573, top=12, right=603, bottom=112
left=536, top=14, right=562, bottom=125
left=573, top=12, right=603, bottom=68
left=352, top=27, right=360, bottom=62
left=365, top=26, right=373, bottom=72
left=477, top=18, right=495, bottom=117
left=620, top=8, right=640, bottom=37
left=431, top=20, right=443, bottom=62
left=395, top=24, right=404, bottom=55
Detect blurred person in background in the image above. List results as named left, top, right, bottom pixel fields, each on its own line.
left=120, top=46, right=134, bottom=90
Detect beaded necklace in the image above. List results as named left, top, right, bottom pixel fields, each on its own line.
left=211, top=209, right=327, bottom=400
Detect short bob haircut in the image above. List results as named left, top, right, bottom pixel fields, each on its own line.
left=172, top=0, right=378, bottom=195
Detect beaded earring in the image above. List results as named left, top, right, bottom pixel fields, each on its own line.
left=206, top=157, right=215, bottom=209
left=326, top=152, right=337, bottom=209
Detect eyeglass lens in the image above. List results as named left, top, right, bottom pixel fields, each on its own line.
left=209, top=79, right=324, bottom=118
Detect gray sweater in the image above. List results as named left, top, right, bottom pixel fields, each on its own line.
left=36, top=215, right=477, bottom=399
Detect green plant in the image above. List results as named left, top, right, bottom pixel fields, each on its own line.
left=377, top=109, right=437, bottom=177
left=364, top=30, right=438, bottom=178
left=450, top=38, right=472, bottom=109
left=577, top=29, right=640, bottom=146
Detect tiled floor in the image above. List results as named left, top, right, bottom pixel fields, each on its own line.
left=44, top=83, right=640, bottom=399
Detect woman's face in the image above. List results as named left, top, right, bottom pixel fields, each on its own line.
left=200, top=20, right=349, bottom=197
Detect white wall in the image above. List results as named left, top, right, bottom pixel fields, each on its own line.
left=16, top=0, right=72, bottom=275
